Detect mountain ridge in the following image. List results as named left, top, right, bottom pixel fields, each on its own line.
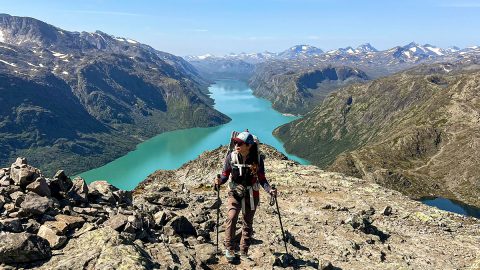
left=0, top=14, right=230, bottom=176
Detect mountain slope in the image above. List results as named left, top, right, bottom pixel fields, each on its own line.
left=249, top=64, right=369, bottom=114
left=274, top=63, right=480, bottom=207
left=0, top=14, right=230, bottom=175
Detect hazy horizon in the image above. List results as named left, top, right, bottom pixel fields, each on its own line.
left=1, top=0, right=479, bottom=56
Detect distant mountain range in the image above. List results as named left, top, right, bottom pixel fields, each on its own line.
left=186, top=42, right=480, bottom=114
left=0, top=14, right=230, bottom=175
left=185, top=42, right=478, bottom=64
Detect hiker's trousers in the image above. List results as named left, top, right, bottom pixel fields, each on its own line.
left=224, top=191, right=259, bottom=253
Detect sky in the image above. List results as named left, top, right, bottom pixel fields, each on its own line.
left=1, top=0, right=479, bottom=56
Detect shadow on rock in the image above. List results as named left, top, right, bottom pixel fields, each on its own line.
left=285, top=230, right=310, bottom=251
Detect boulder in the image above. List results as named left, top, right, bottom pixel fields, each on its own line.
left=104, top=214, right=128, bottom=231
left=10, top=191, right=25, bottom=206
left=159, top=196, right=186, bottom=208
left=113, top=189, right=133, bottom=205
left=194, top=243, right=216, bottom=264
left=0, top=232, right=51, bottom=264
left=0, top=217, right=22, bottom=232
left=10, top=158, right=41, bottom=188
left=19, top=192, right=54, bottom=217
left=38, top=227, right=156, bottom=269
left=49, top=170, right=73, bottom=198
left=55, top=214, right=85, bottom=229
left=154, top=211, right=167, bottom=226
left=167, top=216, right=196, bottom=236
left=67, top=177, right=89, bottom=204
left=26, top=177, right=51, bottom=197
left=24, top=219, right=42, bottom=234
left=37, top=224, right=68, bottom=249
left=88, top=181, right=119, bottom=205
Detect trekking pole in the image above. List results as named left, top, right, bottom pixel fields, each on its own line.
left=215, top=174, right=221, bottom=254
left=269, top=184, right=289, bottom=255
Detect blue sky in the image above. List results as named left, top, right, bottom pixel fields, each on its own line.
left=1, top=0, right=479, bottom=56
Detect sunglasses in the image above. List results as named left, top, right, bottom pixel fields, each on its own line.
left=234, top=141, right=246, bottom=146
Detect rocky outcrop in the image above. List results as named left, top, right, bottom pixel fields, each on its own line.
left=1, top=147, right=479, bottom=269
left=136, top=145, right=480, bottom=269
left=275, top=66, right=480, bottom=208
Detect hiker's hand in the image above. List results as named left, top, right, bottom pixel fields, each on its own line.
left=269, top=189, right=277, bottom=197
left=213, top=175, right=221, bottom=186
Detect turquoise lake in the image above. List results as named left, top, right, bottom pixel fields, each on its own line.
left=80, top=79, right=309, bottom=190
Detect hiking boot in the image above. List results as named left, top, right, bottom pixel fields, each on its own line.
left=224, top=249, right=235, bottom=262
left=240, top=252, right=256, bottom=266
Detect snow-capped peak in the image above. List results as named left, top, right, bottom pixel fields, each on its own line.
left=356, top=43, right=378, bottom=53
left=446, top=46, right=460, bottom=53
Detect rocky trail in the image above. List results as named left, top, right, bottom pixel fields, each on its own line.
left=0, top=144, right=479, bottom=269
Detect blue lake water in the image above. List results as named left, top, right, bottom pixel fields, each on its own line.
left=80, top=79, right=309, bottom=190
left=421, top=197, right=480, bottom=219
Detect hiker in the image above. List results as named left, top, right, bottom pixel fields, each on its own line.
left=214, top=131, right=277, bottom=262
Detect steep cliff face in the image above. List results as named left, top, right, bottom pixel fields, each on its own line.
left=0, top=14, right=230, bottom=175
left=2, top=146, right=478, bottom=269
left=249, top=64, right=368, bottom=115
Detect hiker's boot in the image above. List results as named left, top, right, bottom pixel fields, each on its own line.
left=224, top=249, right=235, bottom=262
left=240, top=251, right=256, bottom=266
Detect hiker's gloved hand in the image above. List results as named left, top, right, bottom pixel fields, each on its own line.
left=269, top=188, right=277, bottom=197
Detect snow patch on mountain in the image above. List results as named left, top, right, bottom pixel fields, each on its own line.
left=425, top=46, right=444, bottom=55
left=0, top=59, right=17, bottom=67
left=0, top=45, right=16, bottom=52
left=0, top=29, right=4, bottom=42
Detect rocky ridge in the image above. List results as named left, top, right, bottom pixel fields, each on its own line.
left=0, top=146, right=479, bottom=269
left=0, top=14, right=230, bottom=175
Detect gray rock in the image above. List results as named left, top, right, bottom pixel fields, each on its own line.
left=0, top=218, right=22, bottom=232
left=382, top=205, right=393, bottom=216
left=104, top=214, right=128, bottom=231
left=113, top=189, right=133, bottom=205
left=159, top=196, right=186, bottom=208
left=14, top=157, right=28, bottom=165
left=23, top=219, right=42, bottom=234
left=167, top=216, right=196, bottom=236
left=26, top=177, right=51, bottom=197
left=154, top=211, right=167, bottom=226
left=37, top=224, right=68, bottom=249
left=0, top=232, right=51, bottom=264
left=88, top=181, right=119, bottom=205
left=10, top=160, right=40, bottom=188
left=194, top=243, right=216, bottom=264
left=68, top=177, right=88, bottom=204
left=55, top=214, right=85, bottom=229
left=39, top=227, right=156, bottom=269
left=49, top=170, right=73, bottom=198
left=19, top=192, right=53, bottom=217
left=0, top=194, right=5, bottom=209
left=10, top=191, right=25, bottom=206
